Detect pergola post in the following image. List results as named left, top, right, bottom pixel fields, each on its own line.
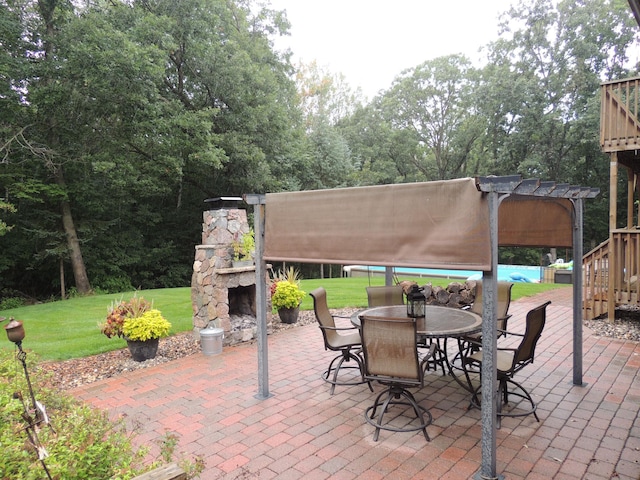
left=476, top=190, right=501, bottom=480
left=244, top=194, right=271, bottom=400
left=385, top=266, right=394, bottom=286
left=572, top=198, right=584, bottom=386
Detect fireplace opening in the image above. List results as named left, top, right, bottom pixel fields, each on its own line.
left=229, top=285, right=256, bottom=317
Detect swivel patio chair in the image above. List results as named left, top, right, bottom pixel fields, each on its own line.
left=463, top=301, right=551, bottom=428
left=360, top=314, right=436, bottom=441
left=366, top=285, right=405, bottom=307
left=309, top=287, right=372, bottom=395
left=454, top=281, right=514, bottom=371
left=468, top=281, right=514, bottom=334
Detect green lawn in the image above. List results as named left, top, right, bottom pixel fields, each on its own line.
left=0, top=278, right=566, bottom=362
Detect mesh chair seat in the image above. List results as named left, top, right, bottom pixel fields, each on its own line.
left=360, top=315, right=434, bottom=442
left=329, top=331, right=362, bottom=349
left=464, top=301, right=551, bottom=428
left=310, top=287, right=372, bottom=395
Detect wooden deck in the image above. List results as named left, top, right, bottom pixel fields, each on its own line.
left=586, top=76, right=640, bottom=319
left=601, top=77, right=640, bottom=153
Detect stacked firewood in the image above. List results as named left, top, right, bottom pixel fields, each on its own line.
left=399, top=280, right=478, bottom=309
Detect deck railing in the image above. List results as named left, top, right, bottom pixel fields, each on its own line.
left=583, top=229, right=640, bottom=319
left=601, top=77, right=640, bottom=152
left=583, top=239, right=609, bottom=320
left=611, top=229, right=640, bottom=304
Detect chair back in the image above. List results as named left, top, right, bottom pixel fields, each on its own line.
left=470, top=281, right=514, bottom=330
left=366, top=285, right=405, bottom=307
left=360, top=315, right=422, bottom=386
left=309, top=287, right=339, bottom=348
left=514, top=301, right=552, bottom=368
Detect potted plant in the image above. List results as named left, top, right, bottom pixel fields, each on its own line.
left=99, top=294, right=171, bottom=362
left=270, top=267, right=305, bottom=324
left=231, top=229, right=255, bottom=267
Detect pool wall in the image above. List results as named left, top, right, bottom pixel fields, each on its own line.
left=343, top=265, right=562, bottom=283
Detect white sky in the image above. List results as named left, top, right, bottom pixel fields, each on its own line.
left=268, top=0, right=513, bottom=98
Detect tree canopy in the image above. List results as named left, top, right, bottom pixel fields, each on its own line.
left=0, top=0, right=638, bottom=298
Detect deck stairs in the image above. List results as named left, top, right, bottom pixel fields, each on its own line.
left=585, top=77, right=640, bottom=320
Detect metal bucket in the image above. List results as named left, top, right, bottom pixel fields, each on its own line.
left=200, top=327, right=224, bottom=356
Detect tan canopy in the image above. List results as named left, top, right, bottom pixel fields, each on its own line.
left=250, top=175, right=598, bottom=479
left=264, top=178, right=574, bottom=270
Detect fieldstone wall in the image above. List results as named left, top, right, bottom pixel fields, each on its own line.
left=191, top=208, right=266, bottom=346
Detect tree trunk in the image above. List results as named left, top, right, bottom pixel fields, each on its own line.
left=55, top=167, right=92, bottom=294
left=59, top=257, right=66, bottom=299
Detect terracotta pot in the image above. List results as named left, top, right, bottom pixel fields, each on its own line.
left=277, top=306, right=300, bottom=324
left=126, top=337, right=159, bottom=362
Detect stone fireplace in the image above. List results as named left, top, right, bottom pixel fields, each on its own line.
left=191, top=203, right=265, bottom=345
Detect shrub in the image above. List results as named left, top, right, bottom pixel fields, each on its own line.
left=0, top=296, right=25, bottom=310
left=232, top=229, right=255, bottom=261
left=99, top=294, right=152, bottom=339
left=122, top=309, right=171, bottom=341
left=0, top=349, right=148, bottom=479
left=271, top=280, right=306, bottom=310
left=0, top=349, right=202, bottom=479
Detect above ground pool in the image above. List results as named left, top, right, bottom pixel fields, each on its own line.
left=343, top=264, right=554, bottom=283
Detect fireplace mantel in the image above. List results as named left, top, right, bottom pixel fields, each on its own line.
left=214, top=266, right=256, bottom=275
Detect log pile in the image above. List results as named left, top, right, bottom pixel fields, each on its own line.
left=399, top=280, right=478, bottom=309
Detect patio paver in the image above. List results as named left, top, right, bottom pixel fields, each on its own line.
left=72, top=286, right=640, bottom=479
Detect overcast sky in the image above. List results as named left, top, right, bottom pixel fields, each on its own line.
left=268, top=0, right=513, bottom=98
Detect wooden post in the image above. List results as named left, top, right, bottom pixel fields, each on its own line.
left=131, top=463, right=186, bottom=480
left=628, top=166, right=634, bottom=229
left=608, top=152, right=618, bottom=322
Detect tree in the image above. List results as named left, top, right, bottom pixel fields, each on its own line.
left=0, top=200, right=15, bottom=237
left=338, top=100, right=420, bottom=185
left=0, top=0, right=303, bottom=298
left=292, top=61, right=364, bottom=189
left=374, top=55, right=483, bottom=181
left=477, top=0, right=639, bottom=246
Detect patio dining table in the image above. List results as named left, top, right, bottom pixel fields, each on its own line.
left=352, top=304, right=482, bottom=392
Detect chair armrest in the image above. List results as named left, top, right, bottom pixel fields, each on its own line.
left=496, top=346, right=518, bottom=353
left=498, top=329, right=523, bottom=338
left=419, top=343, right=437, bottom=367
left=318, top=325, right=359, bottom=332
left=460, top=335, right=482, bottom=347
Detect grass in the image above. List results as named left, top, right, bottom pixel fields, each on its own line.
left=0, top=288, right=193, bottom=362
left=298, top=276, right=563, bottom=310
left=0, top=277, right=567, bottom=362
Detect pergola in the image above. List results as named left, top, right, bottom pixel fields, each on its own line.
left=245, top=175, right=599, bottom=479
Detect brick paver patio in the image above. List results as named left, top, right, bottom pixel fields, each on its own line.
left=72, top=286, right=640, bottom=479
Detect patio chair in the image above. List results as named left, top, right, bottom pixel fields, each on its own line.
left=366, top=285, right=405, bottom=307
left=468, top=281, right=514, bottom=333
left=366, top=284, right=446, bottom=375
left=360, top=314, right=436, bottom=441
left=454, top=281, right=514, bottom=370
left=309, top=287, right=373, bottom=395
left=463, top=301, right=551, bottom=427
